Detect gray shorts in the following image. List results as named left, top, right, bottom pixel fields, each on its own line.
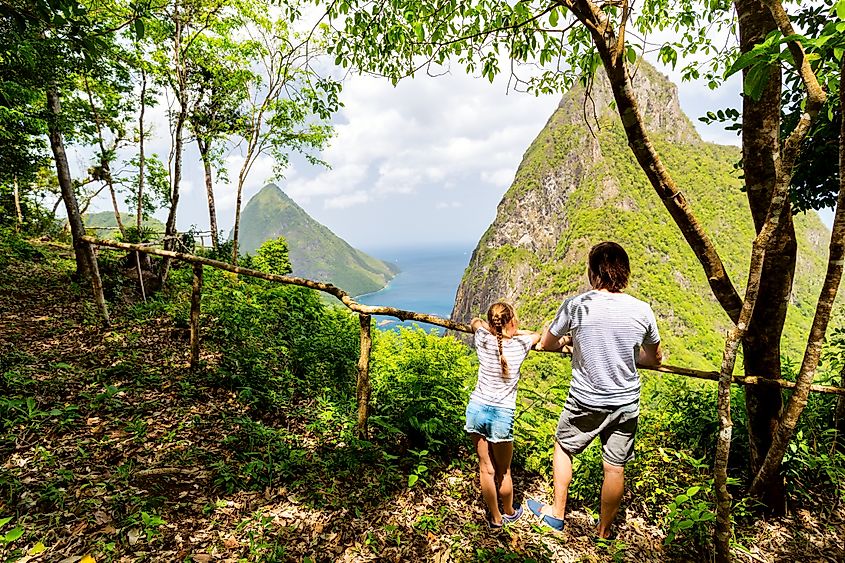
left=555, top=396, right=639, bottom=466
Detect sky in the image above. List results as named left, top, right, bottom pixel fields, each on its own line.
left=78, top=50, right=834, bottom=254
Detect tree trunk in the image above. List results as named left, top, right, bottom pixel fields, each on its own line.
left=13, top=176, right=22, bottom=231
left=197, top=138, right=219, bottom=250
left=836, top=360, right=845, bottom=452
left=735, top=0, right=789, bottom=514
left=749, top=53, right=844, bottom=499
left=160, top=12, right=188, bottom=285
left=47, top=86, right=91, bottom=279
left=137, top=68, right=146, bottom=232
left=190, top=263, right=203, bottom=369
left=47, top=86, right=110, bottom=324
left=231, top=171, right=245, bottom=265
left=356, top=314, right=373, bottom=438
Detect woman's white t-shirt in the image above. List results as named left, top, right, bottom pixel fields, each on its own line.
left=469, top=327, right=535, bottom=409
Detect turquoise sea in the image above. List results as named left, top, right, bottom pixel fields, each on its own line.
left=357, top=244, right=474, bottom=332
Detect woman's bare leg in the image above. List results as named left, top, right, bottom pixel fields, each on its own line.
left=473, top=435, right=502, bottom=524
left=490, top=440, right=515, bottom=515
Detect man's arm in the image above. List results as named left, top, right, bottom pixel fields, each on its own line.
left=539, top=326, right=570, bottom=351
left=638, top=342, right=663, bottom=367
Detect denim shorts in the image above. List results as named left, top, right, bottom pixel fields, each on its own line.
left=555, top=396, right=639, bottom=466
left=464, top=401, right=515, bottom=443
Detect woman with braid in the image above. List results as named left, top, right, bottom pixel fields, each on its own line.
left=466, top=302, right=541, bottom=529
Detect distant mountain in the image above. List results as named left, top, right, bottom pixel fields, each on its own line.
left=235, top=184, right=399, bottom=297
left=452, top=63, right=834, bottom=369
left=83, top=211, right=165, bottom=239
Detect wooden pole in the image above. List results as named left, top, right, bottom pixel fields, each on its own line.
left=13, top=176, right=22, bottom=232
left=356, top=314, right=372, bottom=438
left=190, top=263, right=203, bottom=370
left=135, top=252, right=147, bottom=303
left=88, top=244, right=110, bottom=327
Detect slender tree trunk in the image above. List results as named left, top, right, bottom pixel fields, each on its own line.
left=231, top=169, right=246, bottom=265
left=735, top=0, right=789, bottom=513
left=356, top=313, right=373, bottom=438
left=13, top=176, right=22, bottom=231
left=749, top=54, right=844, bottom=499
left=160, top=10, right=188, bottom=284
left=47, top=86, right=110, bottom=325
left=836, top=360, right=845, bottom=452
left=190, top=263, right=203, bottom=369
left=137, top=68, right=146, bottom=232
left=47, top=86, right=91, bottom=279
left=197, top=138, right=219, bottom=250
left=84, top=75, right=125, bottom=238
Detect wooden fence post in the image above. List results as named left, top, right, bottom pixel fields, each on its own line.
left=87, top=244, right=110, bottom=327
left=356, top=313, right=372, bottom=438
left=190, top=263, right=203, bottom=370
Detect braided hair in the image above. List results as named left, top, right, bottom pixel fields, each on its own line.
left=487, top=302, right=515, bottom=377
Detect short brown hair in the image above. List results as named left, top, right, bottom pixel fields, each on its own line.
left=588, top=242, right=630, bottom=292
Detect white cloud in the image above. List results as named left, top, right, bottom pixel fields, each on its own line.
left=325, top=190, right=370, bottom=209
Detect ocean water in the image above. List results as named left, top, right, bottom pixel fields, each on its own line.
left=357, top=244, right=474, bottom=332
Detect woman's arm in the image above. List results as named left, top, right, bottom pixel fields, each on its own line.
left=470, top=317, right=486, bottom=332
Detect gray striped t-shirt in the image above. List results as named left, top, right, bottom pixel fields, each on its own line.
left=469, top=327, right=535, bottom=409
left=549, top=290, right=660, bottom=407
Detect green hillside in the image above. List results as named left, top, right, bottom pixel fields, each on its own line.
left=235, top=184, right=399, bottom=296
left=452, top=64, right=835, bottom=370
left=82, top=211, right=165, bottom=240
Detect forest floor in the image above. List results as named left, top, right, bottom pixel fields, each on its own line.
left=0, top=246, right=843, bottom=562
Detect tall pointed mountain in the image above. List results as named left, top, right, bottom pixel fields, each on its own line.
left=236, top=184, right=399, bottom=296
left=451, top=63, right=832, bottom=369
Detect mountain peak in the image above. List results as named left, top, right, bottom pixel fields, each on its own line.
left=556, top=61, right=700, bottom=145
left=235, top=185, right=399, bottom=296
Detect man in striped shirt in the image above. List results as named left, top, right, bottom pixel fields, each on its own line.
left=528, top=241, right=663, bottom=538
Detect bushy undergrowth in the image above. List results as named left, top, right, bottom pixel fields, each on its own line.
left=370, top=328, right=476, bottom=452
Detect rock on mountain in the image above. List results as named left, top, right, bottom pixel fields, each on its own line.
left=451, top=63, right=831, bottom=369
left=235, top=184, right=399, bottom=297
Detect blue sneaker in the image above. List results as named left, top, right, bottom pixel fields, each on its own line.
left=527, top=498, right=564, bottom=532
left=502, top=505, right=524, bottom=524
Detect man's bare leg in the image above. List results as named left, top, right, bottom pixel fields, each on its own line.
left=540, top=441, right=572, bottom=520
left=598, top=461, right=624, bottom=538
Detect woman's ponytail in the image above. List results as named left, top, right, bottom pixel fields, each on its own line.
left=487, top=302, right=515, bottom=378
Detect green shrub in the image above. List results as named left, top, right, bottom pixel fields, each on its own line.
left=370, top=327, right=475, bottom=451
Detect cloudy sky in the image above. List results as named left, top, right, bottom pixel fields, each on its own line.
left=80, top=54, right=833, bottom=253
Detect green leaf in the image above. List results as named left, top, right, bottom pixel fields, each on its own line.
left=134, top=18, right=145, bottom=40
left=0, top=517, right=11, bottom=528
left=407, top=474, right=418, bottom=487
left=675, top=494, right=689, bottom=504
left=626, top=45, right=636, bottom=64
left=549, top=8, right=558, bottom=28
left=837, top=0, right=845, bottom=20
left=4, top=527, right=23, bottom=542
left=53, top=362, right=73, bottom=370
left=28, top=541, right=46, bottom=555
left=687, top=486, right=700, bottom=497
left=678, top=520, right=694, bottom=530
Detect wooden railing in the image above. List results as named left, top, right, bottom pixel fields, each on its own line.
left=80, top=236, right=845, bottom=437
